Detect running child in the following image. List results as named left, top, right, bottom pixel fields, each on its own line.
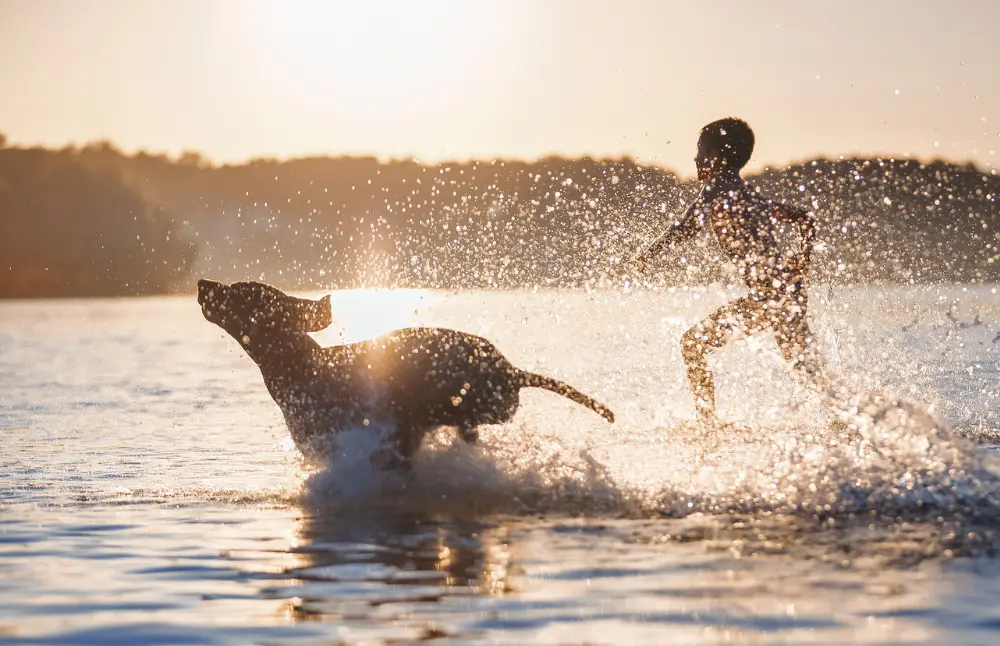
left=635, top=117, right=823, bottom=422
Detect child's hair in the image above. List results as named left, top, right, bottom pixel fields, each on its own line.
left=699, top=118, right=755, bottom=170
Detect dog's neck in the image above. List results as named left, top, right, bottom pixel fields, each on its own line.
left=238, top=328, right=320, bottom=374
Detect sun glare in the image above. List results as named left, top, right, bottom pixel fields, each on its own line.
left=310, top=288, right=436, bottom=346
left=246, top=0, right=498, bottom=114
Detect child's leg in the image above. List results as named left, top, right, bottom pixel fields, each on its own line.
left=775, top=320, right=821, bottom=377
left=681, top=296, right=767, bottom=421
left=772, top=283, right=829, bottom=387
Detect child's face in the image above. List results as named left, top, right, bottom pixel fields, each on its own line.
left=695, top=138, right=721, bottom=181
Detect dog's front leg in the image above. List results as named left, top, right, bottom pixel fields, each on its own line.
left=369, top=421, right=423, bottom=473
left=458, top=422, right=479, bottom=445
left=369, top=445, right=411, bottom=473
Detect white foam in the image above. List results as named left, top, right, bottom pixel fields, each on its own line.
left=294, top=392, right=1000, bottom=526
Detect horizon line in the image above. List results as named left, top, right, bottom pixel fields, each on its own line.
left=0, top=132, right=995, bottom=179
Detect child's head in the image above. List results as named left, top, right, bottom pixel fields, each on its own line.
left=696, top=117, right=754, bottom=181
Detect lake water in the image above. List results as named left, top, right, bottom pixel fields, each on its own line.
left=1, top=284, right=999, bottom=645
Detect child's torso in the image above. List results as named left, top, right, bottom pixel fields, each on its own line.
left=694, top=176, right=800, bottom=286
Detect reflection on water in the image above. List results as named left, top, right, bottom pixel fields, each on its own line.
left=269, top=508, right=514, bottom=628
left=10, top=500, right=1000, bottom=645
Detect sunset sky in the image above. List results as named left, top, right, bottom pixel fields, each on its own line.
left=1, top=0, right=998, bottom=174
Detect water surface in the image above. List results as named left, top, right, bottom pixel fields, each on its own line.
left=1, top=285, right=999, bottom=644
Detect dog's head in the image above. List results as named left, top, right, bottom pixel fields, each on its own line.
left=198, top=279, right=332, bottom=344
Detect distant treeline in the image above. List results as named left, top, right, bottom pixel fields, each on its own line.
left=1, top=132, right=998, bottom=298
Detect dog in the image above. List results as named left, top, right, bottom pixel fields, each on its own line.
left=197, top=279, right=615, bottom=469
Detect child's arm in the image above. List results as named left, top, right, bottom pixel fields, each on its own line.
left=635, top=204, right=704, bottom=266
left=773, top=204, right=816, bottom=269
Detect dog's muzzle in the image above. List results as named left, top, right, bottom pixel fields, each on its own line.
left=197, top=279, right=228, bottom=322
left=198, top=279, right=225, bottom=305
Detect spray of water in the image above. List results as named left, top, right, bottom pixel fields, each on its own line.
left=294, top=382, right=1000, bottom=558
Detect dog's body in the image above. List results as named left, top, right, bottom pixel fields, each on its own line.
left=198, top=279, right=614, bottom=467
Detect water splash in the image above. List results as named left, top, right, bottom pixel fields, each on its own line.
left=295, top=390, right=1000, bottom=548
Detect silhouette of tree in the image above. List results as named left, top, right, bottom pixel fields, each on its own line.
left=1, top=139, right=997, bottom=298
left=0, top=146, right=196, bottom=297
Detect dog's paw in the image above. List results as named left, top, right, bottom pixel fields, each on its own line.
left=459, top=427, right=479, bottom=445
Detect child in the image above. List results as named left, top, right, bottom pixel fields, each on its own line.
left=635, top=117, right=822, bottom=423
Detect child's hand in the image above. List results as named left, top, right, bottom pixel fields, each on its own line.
left=800, top=250, right=811, bottom=271
left=616, top=255, right=646, bottom=273
left=631, top=256, right=647, bottom=274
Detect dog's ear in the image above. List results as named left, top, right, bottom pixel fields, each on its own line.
left=301, top=294, right=332, bottom=332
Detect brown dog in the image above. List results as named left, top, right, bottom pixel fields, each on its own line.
left=197, top=279, right=615, bottom=469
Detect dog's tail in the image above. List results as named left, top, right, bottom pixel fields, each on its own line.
left=517, top=371, right=615, bottom=423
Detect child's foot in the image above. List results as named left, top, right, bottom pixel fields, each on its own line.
left=828, top=418, right=849, bottom=434
left=688, top=416, right=756, bottom=444
left=695, top=412, right=734, bottom=430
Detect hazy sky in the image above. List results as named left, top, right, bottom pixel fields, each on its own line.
left=1, top=0, right=998, bottom=173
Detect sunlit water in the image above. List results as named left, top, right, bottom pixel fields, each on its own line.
left=1, top=285, right=999, bottom=645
